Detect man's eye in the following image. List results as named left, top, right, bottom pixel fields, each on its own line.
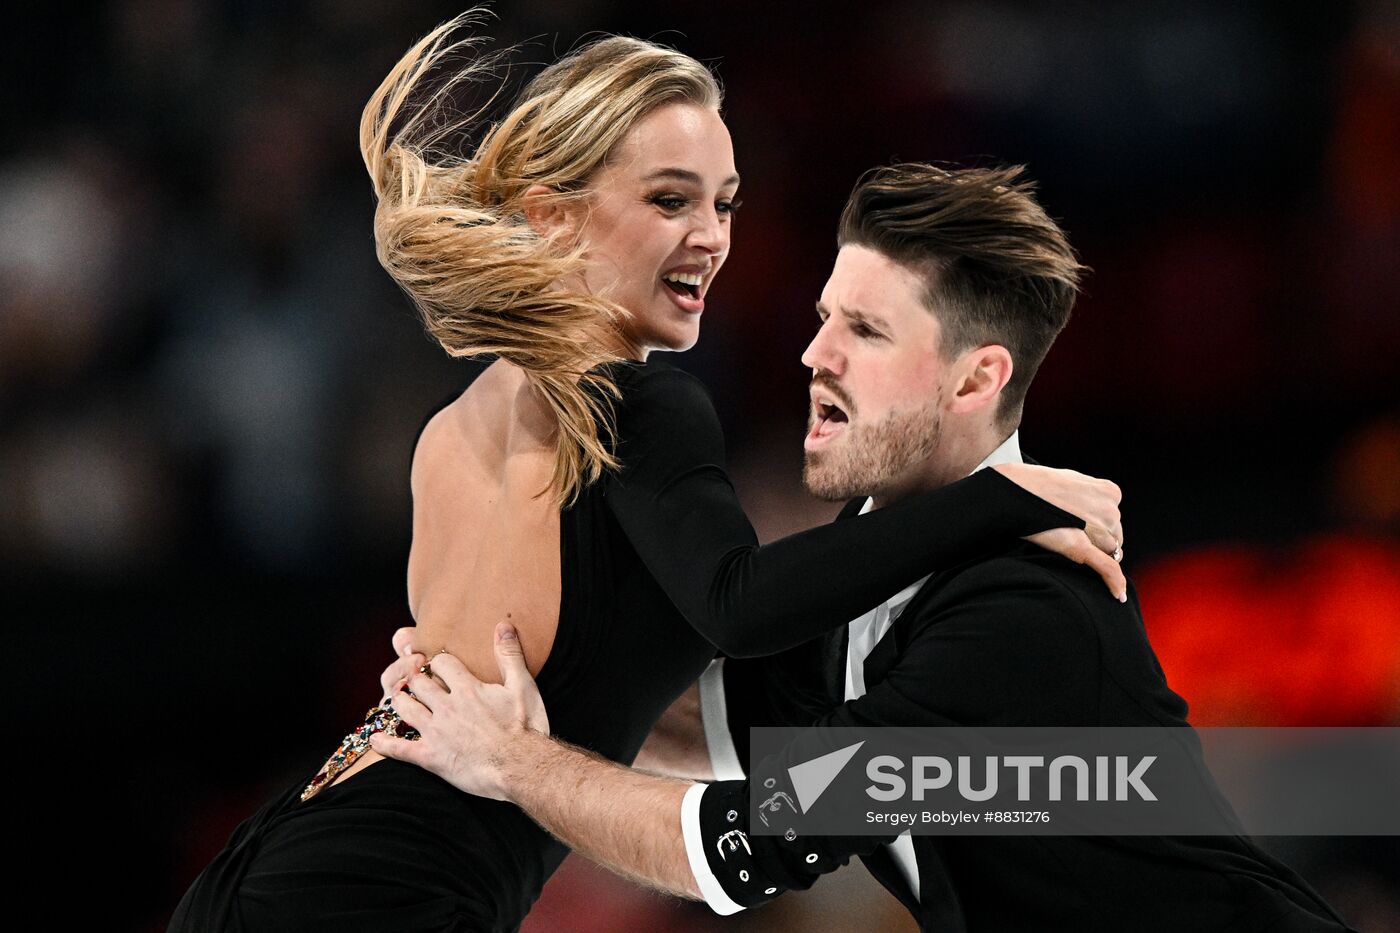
left=853, top=323, right=878, bottom=338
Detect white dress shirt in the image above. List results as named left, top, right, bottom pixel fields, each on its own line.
left=684, top=431, right=1023, bottom=914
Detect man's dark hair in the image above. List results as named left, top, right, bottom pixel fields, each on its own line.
left=837, top=163, right=1087, bottom=428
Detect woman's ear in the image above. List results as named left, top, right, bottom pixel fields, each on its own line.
left=521, top=184, right=572, bottom=238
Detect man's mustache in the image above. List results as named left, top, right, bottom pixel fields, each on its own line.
left=810, top=373, right=856, bottom=416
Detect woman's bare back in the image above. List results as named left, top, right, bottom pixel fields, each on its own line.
left=329, top=360, right=561, bottom=787
left=406, top=360, right=561, bottom=676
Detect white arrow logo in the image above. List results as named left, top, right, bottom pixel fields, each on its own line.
left=788, top=741, right=865, bottom=813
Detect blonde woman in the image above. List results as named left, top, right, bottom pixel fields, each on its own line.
left=170, top=15, right=1124, bottom=932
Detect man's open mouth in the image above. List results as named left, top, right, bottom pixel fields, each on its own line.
left=815, top=399, right=848, bottom=429
left=806, top=392, right=850, bottom=450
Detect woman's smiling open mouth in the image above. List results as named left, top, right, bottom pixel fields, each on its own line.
left=660, top=269, right=705, bottom=313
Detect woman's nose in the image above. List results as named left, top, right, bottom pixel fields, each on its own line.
left=687, top=206, right=729, bottom=255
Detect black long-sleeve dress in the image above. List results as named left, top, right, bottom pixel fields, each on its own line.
left=168, top=358, right=1080, bottom=932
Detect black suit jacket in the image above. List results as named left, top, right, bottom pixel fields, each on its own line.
left=696, top=498, right=1352, bottom=932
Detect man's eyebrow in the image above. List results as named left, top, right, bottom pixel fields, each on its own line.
left=816, top=300, right=889, bottom=329
left=642, top=167, right=741, bottom=187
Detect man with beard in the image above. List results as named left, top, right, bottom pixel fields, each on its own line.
left=373, top=164, right=1352, bottom=931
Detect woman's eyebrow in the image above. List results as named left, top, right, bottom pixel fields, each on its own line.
left=642, top=167, right=741, bottom=187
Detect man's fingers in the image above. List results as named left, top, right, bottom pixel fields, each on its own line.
left=406, top=668, right=450, bottom=708
left=392, top=627, right=417, bottom=658
left=424, top=651, right=477, bottom=692
left=494, top=623, right=534, bottom=689
left=392, top=687, right=434, bottom=727
left=380, top=652, right=426, bottom=699
left=370, top=732, right=426, bottom=766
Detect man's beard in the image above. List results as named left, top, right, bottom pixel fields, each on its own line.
left=803, top=397, right=942, bottom=502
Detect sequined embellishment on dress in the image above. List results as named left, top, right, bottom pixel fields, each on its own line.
left=301, top=702, right=421, bottom=801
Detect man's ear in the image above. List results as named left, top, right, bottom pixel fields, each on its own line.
left=948, top=344, right=1014, bottom=415
left=521, top=184, right=573, bottom=238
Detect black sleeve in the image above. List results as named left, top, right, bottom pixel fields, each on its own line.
left=719, top=636, right=838, bottom=766
left=692, top=564, right=1101, bottom=908
left=603, top=365, right=1082, bottom=657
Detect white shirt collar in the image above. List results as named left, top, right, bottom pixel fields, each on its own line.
left=973, top=429, right=1022, bottom=472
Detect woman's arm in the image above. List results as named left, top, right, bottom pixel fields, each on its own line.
left=605, top=365, right=1122, bottom=658
left=631, top=681, right=715, bottom=780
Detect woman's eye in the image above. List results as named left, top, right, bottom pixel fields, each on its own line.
left=651, top=195, right=689, bottom=211
left=717, top=198, right=742, bottom=216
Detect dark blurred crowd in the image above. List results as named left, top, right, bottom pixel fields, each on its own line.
left=6, top=2, right=1396, bottom=930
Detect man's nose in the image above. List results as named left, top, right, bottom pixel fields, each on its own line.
left=801, top=321, right=844, bottom=376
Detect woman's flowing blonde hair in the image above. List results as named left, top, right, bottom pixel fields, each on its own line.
left=360, top=12, right=722, bottom=505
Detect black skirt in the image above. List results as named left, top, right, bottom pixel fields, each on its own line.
left=168, top=758, right=561, bottom=933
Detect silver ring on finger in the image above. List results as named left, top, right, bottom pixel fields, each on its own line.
left=1113, top=545, right=1124, bottom=563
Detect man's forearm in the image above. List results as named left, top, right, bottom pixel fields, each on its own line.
left=504, top=730, right=702, bottom=899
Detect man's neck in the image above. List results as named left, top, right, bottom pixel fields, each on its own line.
left=869, top=425, right=1019, bottom=510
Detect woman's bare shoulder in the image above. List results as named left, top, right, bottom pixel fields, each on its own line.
left=416, top=361, right=513, bottom=448
left=412, top=361, right=554, bottom=495
left=411, top=364, right=498, bottom=489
